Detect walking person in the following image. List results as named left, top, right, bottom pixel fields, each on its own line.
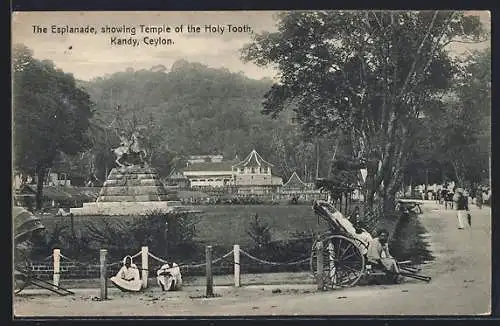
left=445, top=191, right=454, bottom=210
left=440, top=188, right=448, bottom=206
left=456, top=189, right=469, bottom=230
left=476, top=187, right=483, bottom=209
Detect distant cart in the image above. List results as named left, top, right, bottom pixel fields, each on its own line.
left=396, top=199, right=424, bottom=214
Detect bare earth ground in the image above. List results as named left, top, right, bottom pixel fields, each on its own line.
left=13, top=201, right=491, bottom=316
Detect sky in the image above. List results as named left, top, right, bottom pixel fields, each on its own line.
left=12, top=11, right=490, bottom=81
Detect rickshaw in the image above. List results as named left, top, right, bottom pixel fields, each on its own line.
left=309, top=200, right=431, bottom=289
left=13, top=206, right=73, bottom=295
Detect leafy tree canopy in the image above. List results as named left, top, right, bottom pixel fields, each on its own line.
left=241, top=10, right=486, bottom=212
left=13, top=44, right=95, bottom=208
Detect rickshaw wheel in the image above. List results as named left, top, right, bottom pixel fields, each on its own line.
left=310, top=234, right=365, bottom=288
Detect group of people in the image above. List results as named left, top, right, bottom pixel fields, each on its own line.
left=110, top=255, right=183, bottom=293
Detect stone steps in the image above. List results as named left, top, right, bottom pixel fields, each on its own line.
left=99, top=185, right=174, bottom=196
left=97, top=194, right=171, bottom=202
left=103, top=179, right=163, bottom=187
left=69, top=166, right=188, bottom=215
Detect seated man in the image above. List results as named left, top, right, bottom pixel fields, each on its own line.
left=366, top=229, right=400, bottom=281
left=157, top=263, right=182, bottom=291
left=110, top=255, right=142, bottom=292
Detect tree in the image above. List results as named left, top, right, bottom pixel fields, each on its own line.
left=247, top=213, right=272, bottom=249
left=241, top=10, right=486, bottom=214
left=430, top=47, right=491, bottom=187
left=13, top=44, right=94, bottom=209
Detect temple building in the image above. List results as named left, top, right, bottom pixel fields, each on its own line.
left=232, top=149, right=283, bottom=195
left=181, top=149, right=283, bottom=195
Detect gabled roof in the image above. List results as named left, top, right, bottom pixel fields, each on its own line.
left=282, top=171, right=307, bottom=189
left=233, top=149, right=274, bottom=169
left=168, top=168, right=187, bottom=179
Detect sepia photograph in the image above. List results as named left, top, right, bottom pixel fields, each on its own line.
left=11, top=10, right=491, bottom=317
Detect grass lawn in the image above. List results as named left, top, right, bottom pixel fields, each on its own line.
left=37, top=205, right=330, bottom=249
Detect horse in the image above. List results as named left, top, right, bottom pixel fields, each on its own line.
left=112, top=145, right=130, bottom=167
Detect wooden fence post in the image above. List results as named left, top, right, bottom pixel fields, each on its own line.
left=100, top=249, right=107, bottom=300
left=206, top=245, right=213, bottom=297
left=316, top=241, right=324, bottom=290
left=53, top=248, right=60, bottom=287
left=141, top=246, right=148, bottom=289
left=233, top=244, right=240, bottom=287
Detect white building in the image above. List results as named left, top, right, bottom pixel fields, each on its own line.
left=182, top=150, right=283, bottom=194
left=183, top=156, right=237, bottom=188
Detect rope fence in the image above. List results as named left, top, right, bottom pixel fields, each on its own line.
left=239, top=249, right=310, bottom=266
left=24, top=244, right=313, bottom=299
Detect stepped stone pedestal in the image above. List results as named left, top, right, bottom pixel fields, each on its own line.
left=70, top=166, right=183, bottom=216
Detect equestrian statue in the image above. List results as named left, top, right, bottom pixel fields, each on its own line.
left=112, top=129, right=149, bottom=167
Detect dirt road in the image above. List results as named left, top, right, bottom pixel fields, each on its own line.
left=13, top=201, right=491, bottom=316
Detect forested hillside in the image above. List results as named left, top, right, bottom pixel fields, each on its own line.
left=75, top=60, right=336, bottom=182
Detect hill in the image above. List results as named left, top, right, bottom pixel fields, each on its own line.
left=77, top=60, right=336, bottom=181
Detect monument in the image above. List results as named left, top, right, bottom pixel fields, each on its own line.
left=70, top=112, right=186, bottom=216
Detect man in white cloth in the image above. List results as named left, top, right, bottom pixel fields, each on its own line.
left=367, top=229, right=400, bottom=282
left=157, top=262, right=182, bottom=291
left=110, top=255, right=142, bottom=292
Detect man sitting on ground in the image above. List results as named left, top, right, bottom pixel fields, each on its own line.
left=157, top=262, right=183, bottom=291
left=367, top=229, right=400, bottom=282
left=110, top=255, right=142, bottom=292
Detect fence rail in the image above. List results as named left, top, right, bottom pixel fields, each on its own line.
left=22, top=245, right=312, bottom=291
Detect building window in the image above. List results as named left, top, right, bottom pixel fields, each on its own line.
left=240, top=168, right=244, bottom=174
left=251, top=168, right=255, bottom=174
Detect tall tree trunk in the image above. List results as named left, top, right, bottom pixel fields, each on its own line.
left=315, top=139, right=320, bottom=179
left=365, top=159, right=378, bottom=209
left=452, top=160, right=465, bottom=187
left=35, top=165, right=46, bottom=210
left=382, top=191, right=397, bottom=215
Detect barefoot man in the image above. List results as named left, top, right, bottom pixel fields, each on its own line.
left=367, top=229, right=400, bottom=281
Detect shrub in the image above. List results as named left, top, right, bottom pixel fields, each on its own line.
left=247, top=213, right=272, bottom=250
left=27, top=219, right=96, bottom=262
left=83, top=210, right=202, bottom=262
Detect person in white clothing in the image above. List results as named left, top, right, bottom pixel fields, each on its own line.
left=157, top=262, right=183, bottom=291
left=367, top=229, right=400, bottom=278
left=110, top=255, right=142, bottom=292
